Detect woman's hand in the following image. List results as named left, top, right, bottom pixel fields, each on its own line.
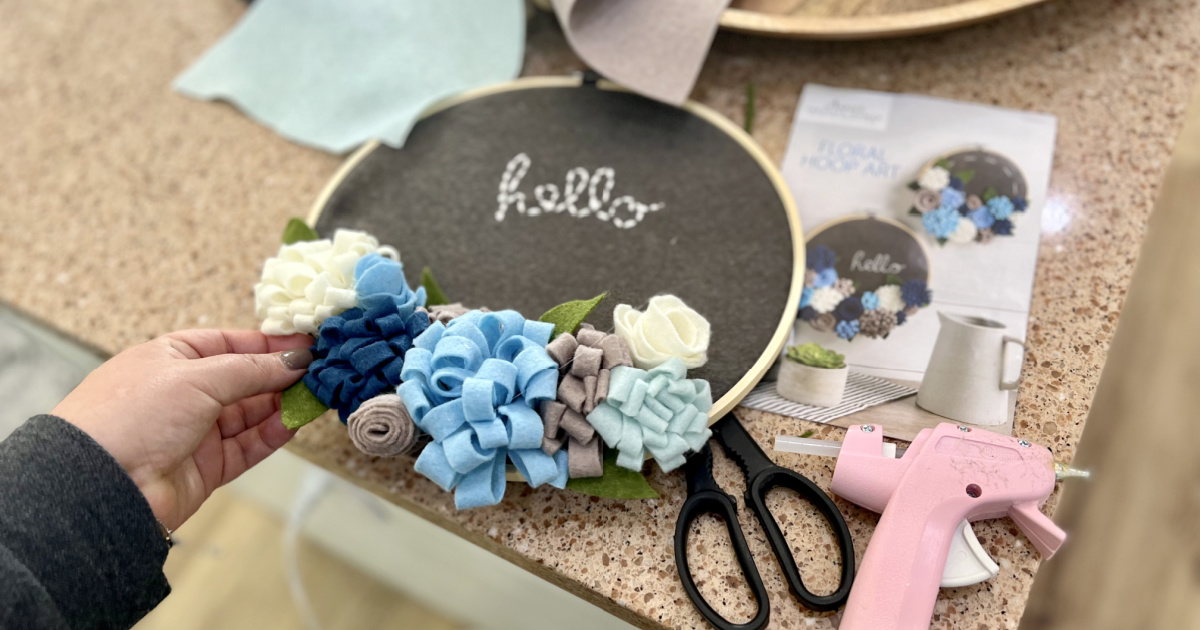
left=52, top=329, right=313, bottom=530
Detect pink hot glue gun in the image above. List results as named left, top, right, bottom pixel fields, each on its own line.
left=778, top=423, right=1083, bottom=630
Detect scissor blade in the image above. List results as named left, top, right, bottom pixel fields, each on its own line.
left=712, top=414, right=777, bottom=478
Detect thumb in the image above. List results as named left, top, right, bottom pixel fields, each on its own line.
left=190, top=349, right=313, bottom=406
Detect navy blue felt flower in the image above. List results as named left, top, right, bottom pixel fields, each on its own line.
left=901, top=280, right=931, bottom=309
left=799, top=306, right=819, bottom=322
left=807, top=244, right=837, bottom=272
left=833, top=295, right=864, bottom=322
left=305, top=254, right=429, bottom=421
left=896, top=310, right=907, bottom=326
left=948, top=176, right=964, bottom=191
left=992, top=219, right=1014, bottom=236
left=1013, top=197, right=1028, bottom=212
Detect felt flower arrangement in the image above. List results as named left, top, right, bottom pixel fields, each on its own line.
left=908, top=161, right=1027, bottom=245
left=258, top=219, right=715, bottom=508
left=798, top=244, right=930, bottom=341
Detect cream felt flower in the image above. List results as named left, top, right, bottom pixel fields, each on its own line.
left=613, top=295, right=710, bottom=369
left=809, top=287, right=843, bottom=314
left=254, top=229, right=396, bottom=335
left=875, top=284, right=906, bottom=313
left=949, top=218, right=979, bottom=243
left=918, top=166, right=951, bottom=191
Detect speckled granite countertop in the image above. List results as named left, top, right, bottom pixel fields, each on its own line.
left=2, top=1, right=1198, bottom=628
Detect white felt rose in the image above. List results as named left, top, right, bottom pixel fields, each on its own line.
left=875, top=284, right=906, bottom=313
left=918, top=166, right=951, bottom=191
left=254, top=229, right=397, bottom=336
left=809, top=287, right=843, bottom=314
left=613, top=295, right=710, bottom=370
left=949, top=218, right=979, bottom=243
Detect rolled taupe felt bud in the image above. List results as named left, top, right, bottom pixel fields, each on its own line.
left=546, top=333, right=579, bottom=367
left=570, top=344, right=604, bottom=378
left=426, top=302, right=475, bottom=324
left=542, top=435, right=565, bottom=456
left=582, top=375, right=598, bottom=415
left=347, top=394, right=419, bottom=457
left=541, top=400, right=567, bottom=438
left=558, top=374, right=587, bottom=413
left=575, top=324, right=607, bottom=348
left=559, top=408, right=595, bottom=442
left=599, top=335, right=632, bottom=369
left=568, top=435, right=604, bottom=478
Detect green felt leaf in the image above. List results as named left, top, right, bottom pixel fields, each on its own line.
left=937, top=237, right=948, bottom=247
left=800, top=430, right=816, bottom=439
left=539, top=292, right=607, bottom=338
left=281, top=381, right=328, bottom=430
left=744, top=81, right=756, bottom=134
left=981, top=186, right=999, bottom=202
left=907, top=181, right=921, bottom=191
left=421, top=267, right=450, bottom=307
left=934, top=158, right=951, bottom=169
left=884, top=274, right=904, bottom=286
left=281, top=218, right=319, bottom=245
left=566, top=449, right=660, bottom=499
left=954, top=169, right=976, bottom=185
left=908, top=208, right=922, bottom=216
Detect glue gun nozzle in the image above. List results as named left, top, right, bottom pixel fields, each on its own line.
left=1054, top=462, right=1091, bottom=481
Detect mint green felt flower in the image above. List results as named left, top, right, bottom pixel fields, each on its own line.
left=585, top=357, right=711, bottom=472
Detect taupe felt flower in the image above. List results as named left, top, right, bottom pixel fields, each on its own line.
left=913, top=188, right=942, bottom=213
left=858, top=309, right=898, bottom=339
left=966, top=194, right=984, bottom=210
left=811, top=313, right=837, bottom=333
left=540, top=324, right=634, bottom=478
left=346, top=394, right=420, bottom=457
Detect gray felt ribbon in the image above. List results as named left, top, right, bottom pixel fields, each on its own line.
left=540, top=324, right=633, bottom=477
left=346, top=393, right=421, bottom=457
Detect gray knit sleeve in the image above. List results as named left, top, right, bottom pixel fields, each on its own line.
left=0, top=415, right=170, bottom=629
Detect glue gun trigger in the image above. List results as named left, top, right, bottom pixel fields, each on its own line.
left=941, top=520, right=1000, bottom=588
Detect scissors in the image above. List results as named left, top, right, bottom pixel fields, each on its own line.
left=673, top=414, right=855, bottom=630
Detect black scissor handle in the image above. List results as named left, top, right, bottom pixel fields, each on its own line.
left=675, top=489, right=771, bottom=630
left=745, top=467, right=855, bottom=612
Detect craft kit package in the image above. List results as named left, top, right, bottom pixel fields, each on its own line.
left=781, top=84, right=1057, bottom=383
left=256, top=75, right=807, bottom=508
left=736, top=85, right=1059, bottom=436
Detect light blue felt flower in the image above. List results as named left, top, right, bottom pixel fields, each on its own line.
left=398, top=309, right=567, bottom=509
left=938, top=186, right=966, bottom=212
left=813, top=267, right=838, bottom=288
left=986, top=195, right=1015, bottom=220
left=799, top=286, right=813, bottom=310
left=922, top=206, right=960, bottom=240
left=860, top=291, right=879, bottom=310
left=969, top=205, right=995, bottom=230
left=836, top=319, right=860, bottom=340
left=585, top=357, right=712, bottom=473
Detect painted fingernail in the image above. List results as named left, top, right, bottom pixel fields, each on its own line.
left=280, top=349, right=313, bottom=370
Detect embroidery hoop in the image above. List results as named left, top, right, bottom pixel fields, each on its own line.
left=802, top=213, right=932, bottom=337
left=907, top=146, right=1029, bottom=244
left=306, top=75, right=804, bottom=477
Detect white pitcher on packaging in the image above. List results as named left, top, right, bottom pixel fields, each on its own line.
left=916, top=312, right=1025, bottom=426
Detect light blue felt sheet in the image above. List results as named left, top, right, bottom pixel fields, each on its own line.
left=174, top=0, right=525, bottom=154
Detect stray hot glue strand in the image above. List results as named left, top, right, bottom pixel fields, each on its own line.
left=346, top=394, right=420, bottom=457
